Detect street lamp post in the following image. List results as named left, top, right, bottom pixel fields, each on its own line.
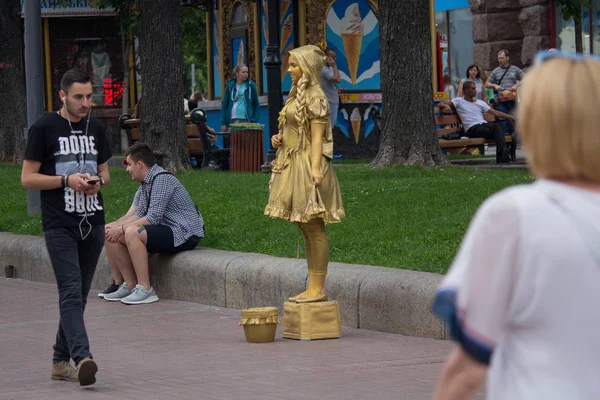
left=261, top=0, right=282, bottom=173
left=24, top=0, right=44, bottom=214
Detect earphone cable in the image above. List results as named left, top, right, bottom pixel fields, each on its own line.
left=65, top=105, right=93, bottom=241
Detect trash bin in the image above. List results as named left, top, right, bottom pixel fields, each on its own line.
left=229, top=123, right=265, bottom=173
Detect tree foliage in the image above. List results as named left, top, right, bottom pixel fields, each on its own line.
left=555, top=0, right=591, bottom=20
left=181, top=6, right=207, bottom=97
left=555, top=0, right=592, bottom=52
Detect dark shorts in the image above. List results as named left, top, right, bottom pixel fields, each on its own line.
left=145, top=225, right=200, bottom=254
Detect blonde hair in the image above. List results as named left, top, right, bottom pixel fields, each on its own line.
left=233, top=63, right=248, bottom=77
left=294, top=74, right=309, bottom=149
left=277, top=72, right=310, bottom=150
left=518, top=58, right=600, bottom=182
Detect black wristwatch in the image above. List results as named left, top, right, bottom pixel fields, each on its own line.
left=97, top=174, right=105, bottom=186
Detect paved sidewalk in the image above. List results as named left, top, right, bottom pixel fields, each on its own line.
left=0, top=279, right=483, bottom=400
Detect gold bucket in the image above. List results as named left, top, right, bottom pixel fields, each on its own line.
left=239, top=307, right=280, bottom=343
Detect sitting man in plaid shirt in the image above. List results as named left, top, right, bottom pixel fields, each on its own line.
left=102, top=143, right=204, bottom=304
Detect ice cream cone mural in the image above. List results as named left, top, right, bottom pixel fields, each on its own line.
left=237, top=41, right=245, bottom=66
left=325, top=0, right=380, bottom=91
left=262, top=0, right=269, bottom=43
left=261, top=0, right=295, bottom=92
left=280, top=14, right=293, bottom=53
left=341, top=4, right=364, bottom=85
left=214, top=12, right=221, bottom=75
left=350, top=108, right=361, bottom=143
left=212, top=7, right=223, bottom=97
left=280, top=0, right=291, bottom=24
left=216, top=55, right=221, bottom=82
left=281, top=44, right=293, bottom=82
left=263, top=17, right=269, bottom=44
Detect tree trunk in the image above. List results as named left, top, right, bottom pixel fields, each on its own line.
left=371, top=0, right=447, bottom=168
left=121, top=26, right=132, bottom=152
left=574, top=7, right=583, bottom=53
left=0, top=0, right=27, bottom=163
left=137, top=0, right=189, bottom=171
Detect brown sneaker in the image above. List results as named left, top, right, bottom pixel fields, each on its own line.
left=51, top=360, right=78, bottom=382
left=77, top=357, right=97, bottom=386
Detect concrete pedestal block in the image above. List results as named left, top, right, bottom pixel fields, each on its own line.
left=282, top=300, right=342, bottom=341
left=326, top=263, right=377, bottom=329
left=225, top=254, right=307, bottom=312
left=358, top=269, right=447, bottom=339
left=166, top=248, right=243, bottom=307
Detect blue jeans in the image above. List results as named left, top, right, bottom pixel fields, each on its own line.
left=44, top=225, right=105, bottom=364
left=330, top=103, right=339, bottom=128
left=497, top=100, right=516, bottom=133
left=230, top=118, right=249, bottom=125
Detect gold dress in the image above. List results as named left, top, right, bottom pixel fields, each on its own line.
left=264, top=92, right=345, bottom=223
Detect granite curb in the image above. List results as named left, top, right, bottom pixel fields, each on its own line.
left=0, top=232, right=447, bottom=340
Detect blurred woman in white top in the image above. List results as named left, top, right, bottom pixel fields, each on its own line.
left=432, top=51, right=600, bottom=400
left=457, top=64, right=488, bottom=103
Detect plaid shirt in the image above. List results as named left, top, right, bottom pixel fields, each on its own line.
left=134, top=164, right=204, bottom=246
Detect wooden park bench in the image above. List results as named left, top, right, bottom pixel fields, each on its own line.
left=434, top=107, right=516, bottom=161
left=118, top=110, right=230, bottom=169
left=189, top=109, right=230, bottom=169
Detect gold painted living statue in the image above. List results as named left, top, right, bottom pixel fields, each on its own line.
left=264, top=45, right=345, bottom=303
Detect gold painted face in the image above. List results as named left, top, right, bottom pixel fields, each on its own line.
left=288, top=54, right=303, bottom=85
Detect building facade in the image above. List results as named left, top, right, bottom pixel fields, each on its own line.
left=25, top=1, right=597, bottom=156
left=442, top=0, right=599, bottom=82
left=202, top=0, right=382, bottom=158
left=204, top=0, right=588, bottom=158
left=21, top=1, right=136, bottom=151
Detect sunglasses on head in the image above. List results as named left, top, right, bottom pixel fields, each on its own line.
left=535, top=50, right=600, bottom=66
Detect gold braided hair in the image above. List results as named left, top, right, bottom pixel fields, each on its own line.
left=277, top=108, right=286, bottom=137
left=276, top=45, right=326, bottom=150
left=294, top=74, right=309, bottom=150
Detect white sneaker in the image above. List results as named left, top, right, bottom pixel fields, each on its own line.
left=120, top=285, right=159, bottom=305
left=103, top=283, right=133, bottom=302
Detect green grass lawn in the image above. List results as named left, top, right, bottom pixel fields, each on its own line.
left=333, top=158, right=372, bottom=164
left=446, top=154, right=494, bottom=159
left=0, top=163, right=534, bottom=274
left=333, top=154, right=494, bottom=164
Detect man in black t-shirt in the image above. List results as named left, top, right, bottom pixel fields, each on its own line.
left=21, top=68, right=112, bottom=387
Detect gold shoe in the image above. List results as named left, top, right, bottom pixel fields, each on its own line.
left=51, top=361, right=78, bottom=382
left=288, top=291, right=309, bottom=302
left=295, top=294, right=328, bottom=303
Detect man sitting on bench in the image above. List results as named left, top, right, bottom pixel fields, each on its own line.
left=439, top=81, right=516, bottom=163
left=102, top=143, right=204, bottom=304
